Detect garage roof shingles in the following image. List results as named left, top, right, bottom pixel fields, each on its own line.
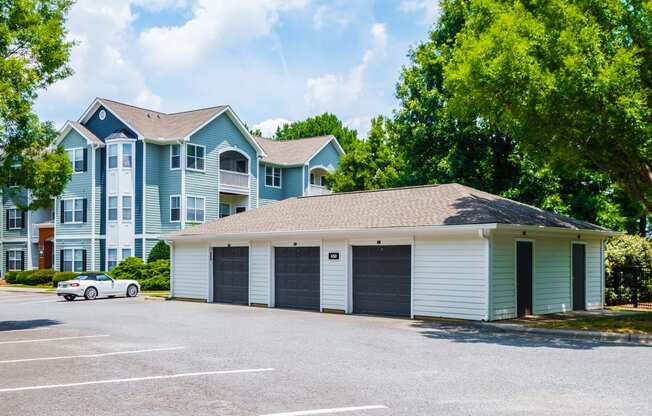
left=172, top=183, right=608, bottom=238
left=255, top=135, right=335, bottom=166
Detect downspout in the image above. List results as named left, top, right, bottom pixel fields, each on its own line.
left=1, top=189, right=4, bottom=276
left=91, top=144, right=96, bottom=270
left=479, top=229, right=492, bottom=321
left=143, top=139, right=147, bottom=238
left=180, top=139, right=187, bottom=230
left=26, top=191, right=32, bottom=270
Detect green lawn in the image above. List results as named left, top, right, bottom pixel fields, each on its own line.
left=533, top=311, right=652, bottom=335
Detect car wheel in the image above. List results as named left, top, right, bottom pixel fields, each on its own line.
left=84, top=287, right=98, bottom=300
left=126, top=284, right=138, bottom=298
left=64, top=295, right=76, bottom=301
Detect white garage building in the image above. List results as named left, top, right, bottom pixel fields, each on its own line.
left=167, top=184, right=617, bottom=321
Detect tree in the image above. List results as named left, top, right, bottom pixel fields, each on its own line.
left=275, top=113, right=358, bottom=151
left=443, top=0, right=652, bottom=212
left=329, top=117, right=403, bottom=192
left=1, top=0, right=74, bottom=209
left=148, top=240, right=170, bottom=262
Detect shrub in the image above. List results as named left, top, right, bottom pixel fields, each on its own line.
left=52, top=272, right=78, bottom=287
left=111, top=257, right=144, bottom=281
left=27, top=269, right=56, bottom=285
left=147, top=241, right=170, bottom=262
left=15, top=270, right=37, bottom=285
left=605, top=235, right=652, bottom=272
left=4, top=271, right=20, bottom=284
left=140, top=276, right=170, bottom=291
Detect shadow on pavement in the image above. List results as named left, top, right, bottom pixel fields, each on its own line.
left=412, top=320, right=648, bottom=350
left=0, top=319, right=62, bottom=332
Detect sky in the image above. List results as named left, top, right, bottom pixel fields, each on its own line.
left=35, top=0, right=440, bottom=139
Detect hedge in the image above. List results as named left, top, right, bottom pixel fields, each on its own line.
left=4, top=271, right=20, bottom=284
left=52, top=272, right=79, bottom=287
left=110, top=257, right=170, bottom=291
left=15, top=270, right=37, bottom=285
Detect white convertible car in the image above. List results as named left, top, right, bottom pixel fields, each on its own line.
left=56, top=272, right=140, bottom=301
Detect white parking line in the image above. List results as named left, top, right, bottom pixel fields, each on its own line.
left=13, top=299, right=60, bottom=305
left=0, top=368, right=275, bottom=393
left=0, top=295, right=52, bottom=303
left=259, top=406, right=389, bottom=416
left=0, top=335, right=109, bottom=345
left=0, top=346, right=185, bottom=364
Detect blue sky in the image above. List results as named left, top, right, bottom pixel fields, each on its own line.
left=35, top=0, right=440, bottom=138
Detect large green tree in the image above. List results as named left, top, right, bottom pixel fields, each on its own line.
left=275, top=113, right=359, bottom=152
left=444, top=0, right=652, bottom=212
left=1, top=0, right=73, bottom=209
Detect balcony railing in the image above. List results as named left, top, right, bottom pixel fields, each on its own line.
left=307, top=185, right=332, bottom=196
left=220, top=169, right=249, bottom=192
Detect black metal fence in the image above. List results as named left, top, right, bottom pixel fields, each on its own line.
left=606, top=266, right=652, bottom=309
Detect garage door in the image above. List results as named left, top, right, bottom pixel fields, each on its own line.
left=274, top=247, right=320, bottom=311
left=352, top=245, right=411, bottom=317
left=213, top=247, right=249, bottom=305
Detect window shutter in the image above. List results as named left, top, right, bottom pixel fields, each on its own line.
left=5, top=251, right=8, bottom=271
left=21, top=211, right=26, bottom=229
left=60, top=200, right=65, bottom=224
left=82, top=199, right=88, bottom=223
left=59, top=250, right=64, bottom=272
left=82, top=250, right=87, bottom=272
left=83, top=148, right=88, bottom=172
left=20, top=251, right=25, bottom=271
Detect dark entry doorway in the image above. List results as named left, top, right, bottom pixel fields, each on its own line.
left=516, top=241, right=534, bottom=317
left=572, top=243, right=586, bottom=311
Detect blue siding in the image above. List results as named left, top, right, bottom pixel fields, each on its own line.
left=84, top=105, right=137, bottom=140
left=283, top=167, right=305, bottom=198
left=53, top=239, right=91, bottom=271
left=259, top=164, right=284, bottom=202
left=135, top=140, right=144, bottom=234
left=146, top=143, right=182, bottom=235
left=309, top=141, right=340, bottom=172
left=56, top=130, right=92, bottom=236
left=135, top=238, right=143, bottom=259
left=2, top=189, right=27, bottom=239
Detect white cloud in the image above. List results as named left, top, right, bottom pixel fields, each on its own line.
left=399, top=0, right=441, bottom=25
left=304, top=23, right=387, bottom=113
left=345, top=116, right=373, bottom=139
left=253, top=117, right=291, bottom=137
left=138, top=0, right=307, bottom=71
left=313, top=4, right=351, bottom=30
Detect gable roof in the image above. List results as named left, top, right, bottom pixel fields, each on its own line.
left=255, top=135, right=344, bottom=166
left=169, top=183, right=615, bottom=240
left=76, top=98, right=265, bottom=154
left=56, top=121, right=104, bottom=147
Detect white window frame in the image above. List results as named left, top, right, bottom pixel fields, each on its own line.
left=108, top=144, right=118, bottom=170
left=170, top=144, right=181, bottom=170
left=169, top=195, right=181, bottom=223
left=62, top=198, right=84, bottom=224
left=186, top=143, right=206, bottom=172
left=122, top=195, right=132, bottom=222
left=67, top=147, right=85, bottom=173
left=7, top=208, right=22, bottom=230
left=7, top=249, right=23, bottom=271
left=107, top=248, right=118, bottom=271
left=122, top=143, right=133, bottom=168
left=108, top=196, right=118, bottom=222
left=62, top=248, right=84, bottom=273
left=265, top=166, right=282, bottom=188
left=186, top=196, right=205, bottom=223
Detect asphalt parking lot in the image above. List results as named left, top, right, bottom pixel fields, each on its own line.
left=0, top=289, right=651, bottom=416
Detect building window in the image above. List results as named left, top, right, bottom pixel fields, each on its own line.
left=7, top=209, right=22, bottom=229
left=68, top=148, right=85, bottom=173
left=186, top=144, right=205, bottom=171
left=170, top=195, right=180, bottom=222
left=122, top=196, right=132, bottom=221
left=235, top=206, right=246, bottom=214
left=186, top=196, right=205, bottom=223
left=219, top=203, right=230, bottom=219
left=265, top=166, right=281, bottom=188
left=7, top=250, right=23, bottom=271
left=107, top=248, right=117, bottom=271
left=122, top=143, right=132, bottom=168
left=62, top=199, right=84, bottom=224
left=63, top=248, right=84, bottom=272
left=122, top=248, right=131, bottom=260
left=108, top=197, right=118, bottom=221
left=108, top=144, right=118, bottom=169
left=170, top=144, right=181, bottom=169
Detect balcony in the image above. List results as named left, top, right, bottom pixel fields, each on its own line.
left=307, top=185, right=332, bottom=196
left=219, top=169, right=250, bottom=195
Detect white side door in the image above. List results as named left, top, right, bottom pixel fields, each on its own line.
left=96, top=274, right=117, bottom=296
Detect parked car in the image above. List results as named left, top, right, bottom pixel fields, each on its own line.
left=56, top=272, right=140, bottom=301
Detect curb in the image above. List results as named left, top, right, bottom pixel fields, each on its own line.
left=0, top=287, right=54, bottom=294
left=482, top=322, right=652, bottom=345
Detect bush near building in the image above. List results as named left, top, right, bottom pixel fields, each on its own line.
left=111, top=257, right=170, bottom=291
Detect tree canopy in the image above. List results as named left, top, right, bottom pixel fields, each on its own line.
left=274, top=113, right=359, bottom=152
left=1, top=0, right=73, bottom=209
left=443, top=0, right=652, bottom=212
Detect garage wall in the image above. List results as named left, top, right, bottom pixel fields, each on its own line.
left=586, top=240, right=603, bottom=309
left=321, top=240, right=347, bottom=311
left=534, top=239, right=571, bottom=315
left=172, top=242, right=209, bottom=299
left=491, top=234, right=516, bottom=320
left=250, top=240, right=271, bottom=305
left=414, top=237, right=488, bottom=320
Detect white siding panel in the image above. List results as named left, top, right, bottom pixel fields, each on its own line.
left=413, top=237, right=488, bottom=320
left=322, top=240, right=347, bottom=311
left=586, top=240, right=603, bottom=309
left=250, top=240, right=270, bottom=305
left=172, top=242, right=209, bottom=300
left=491, top=235, right=516, bottom=320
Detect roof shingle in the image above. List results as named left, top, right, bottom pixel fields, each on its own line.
left=171, top=183, right=610, bottom=239
left=255, top=135, right=337, bottom=166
